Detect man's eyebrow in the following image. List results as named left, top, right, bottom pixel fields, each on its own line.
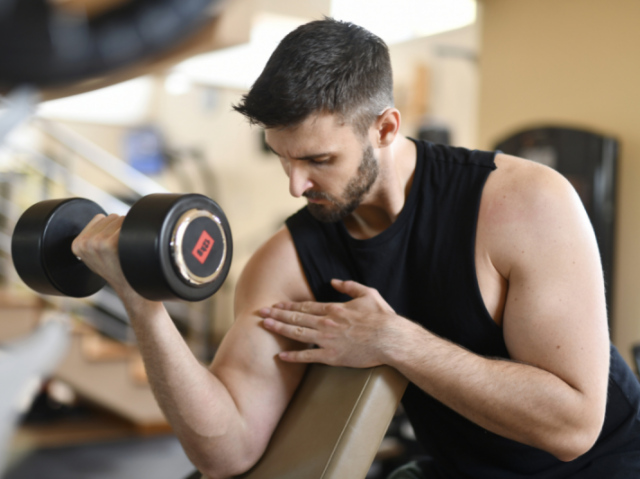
left=264, top=141, right=333, bottom=161
left=297, top=152, right=333, bottom=161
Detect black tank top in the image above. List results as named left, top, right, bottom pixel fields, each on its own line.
left=285, top=140, right=640, bottom=478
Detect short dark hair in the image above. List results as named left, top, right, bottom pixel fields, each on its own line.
left=233, top=17, right=394, bottom=137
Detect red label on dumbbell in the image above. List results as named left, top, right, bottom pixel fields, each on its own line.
left=191, top=230, right=214, bottom=265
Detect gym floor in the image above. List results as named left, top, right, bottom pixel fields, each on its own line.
left=5, top=397, right=195, bottom=479
left=5, top=435, right=195, bottom=479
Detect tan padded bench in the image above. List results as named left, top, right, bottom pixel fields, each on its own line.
left=233, top=364, right=408, bottom=479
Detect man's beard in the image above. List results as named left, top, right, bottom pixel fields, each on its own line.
left=305, top=142, right=379, bottom=223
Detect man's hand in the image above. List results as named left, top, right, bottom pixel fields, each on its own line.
left=260, top=279, right=402, bottom=368
left=70, top=213, right=135, bottom=299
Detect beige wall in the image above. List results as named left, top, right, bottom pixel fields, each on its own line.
left=390, top=24, right=479, bottom=148
left=478, top=0, right=640, bottom=366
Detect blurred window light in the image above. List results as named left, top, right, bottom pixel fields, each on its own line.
left=164, top=72, right=192, bottom=95
left=174, top=13, right=308, bottom=91
left=173, top=2, right=475, bottom=91
left=331, top=0, right=476, bottom=45
left=38, top=77, right=154, bottom=125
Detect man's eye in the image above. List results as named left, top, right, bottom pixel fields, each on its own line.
left=312, top=158, right=329, bottom=165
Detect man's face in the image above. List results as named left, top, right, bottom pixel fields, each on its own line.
left=304, top=142, right=378, bottom=222
left=265, top=113, right=379, bottom=223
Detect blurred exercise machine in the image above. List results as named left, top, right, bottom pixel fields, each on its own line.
left=0, top=319, right=69, bottom=473
left=0, top=0, right=228, bottom=100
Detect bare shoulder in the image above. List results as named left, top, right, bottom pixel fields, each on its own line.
left=478, top=153, right=594, bottom=279
left=483, top=153, right=582, bottom=220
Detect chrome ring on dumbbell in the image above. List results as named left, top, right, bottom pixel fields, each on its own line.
left=171, top=209, right=228, bottom=286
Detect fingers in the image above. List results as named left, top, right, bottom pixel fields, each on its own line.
left=72, top=214, right=104, bottom=257
left=84, top=213, right=107, bottom=231
left=331, top=278, right=370, bottom=298
left=273, top=300, right=330, bottom=316
left=85, top=214, right=123, bottom=238
left=279, top=348, right=326, bottom=364
left=72, top=214, right=125, bottom=257
left=260, top=306, right=319, bottom=327
left=262, top=317, right=319, bottom=344
left=330, top=279, right=396, bottom=313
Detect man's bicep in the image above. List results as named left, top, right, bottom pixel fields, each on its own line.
left=211, top=227, right=313, bottom=448
left=499, top=169, right=609, bottom=398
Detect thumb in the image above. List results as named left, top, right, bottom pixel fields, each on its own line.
left=331, top=279, right=369, bottom=298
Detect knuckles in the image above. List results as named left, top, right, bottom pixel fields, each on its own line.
left=72, top=217, right=122, bottom=260
left=319, top=318, right=337, bottom=329
left=299, top=302, right=314, bottom=313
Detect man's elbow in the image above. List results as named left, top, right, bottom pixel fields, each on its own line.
left=191, top=438, right=265, bottom=479
left=194, top=453, right=258, bottom=479
left=549, top=420, right=603, bottom=462
left=197, top=459, right=255, bottom=479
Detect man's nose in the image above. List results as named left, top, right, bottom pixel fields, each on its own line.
left=288, top=161, right=313, bottom=198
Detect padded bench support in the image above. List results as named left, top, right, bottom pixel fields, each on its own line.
left=234, top=364, right=408, bottom=479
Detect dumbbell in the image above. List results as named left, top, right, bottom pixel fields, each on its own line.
left=11, top=194, right=232, bottom=302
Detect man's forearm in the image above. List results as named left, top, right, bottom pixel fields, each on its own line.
left=382, top=319, right=602, bottom=461
left=121, top=292, right=252, bottom=477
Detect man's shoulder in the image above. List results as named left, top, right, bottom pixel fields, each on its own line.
left=478, top=153, right=589, bottom=276
left=488, top=152, right=578, bottom=210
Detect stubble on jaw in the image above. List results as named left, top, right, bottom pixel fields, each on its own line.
left=305, top=142, right=379, bottom=223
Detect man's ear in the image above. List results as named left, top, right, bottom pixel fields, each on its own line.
left=373, top=108, right=401, bottom=148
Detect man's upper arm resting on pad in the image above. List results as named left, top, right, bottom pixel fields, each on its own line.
left=200, top=227, right=313, bottom=476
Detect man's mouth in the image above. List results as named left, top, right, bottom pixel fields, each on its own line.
left=304, top=191, right=331, bottom=204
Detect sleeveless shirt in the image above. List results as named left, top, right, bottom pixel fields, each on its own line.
left=285, top=140, right=640, bottom=478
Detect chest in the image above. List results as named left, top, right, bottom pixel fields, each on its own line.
left=344, top=216, right=507, bottom=328
left=305, top=151, right=510, bottom=355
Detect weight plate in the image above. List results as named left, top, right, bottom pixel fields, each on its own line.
left=119, top=193, right=232, bottom=302
left=12, top=198, right=107, bottom=297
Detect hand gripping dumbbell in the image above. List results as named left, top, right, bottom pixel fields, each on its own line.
left=11, top=194, right=232, bottom=302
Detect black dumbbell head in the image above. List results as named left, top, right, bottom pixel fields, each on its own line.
left=119, top=194, right=232, bottom=302
left=11, top=198, right=108, bottom=297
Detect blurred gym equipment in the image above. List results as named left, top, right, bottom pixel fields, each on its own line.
left=0, top=0, right=243, bottom=102
left=0, top=0, right=221, bottom=88
left=0, top=318, right=69, bottom=474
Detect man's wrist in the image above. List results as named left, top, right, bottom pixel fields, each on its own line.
left=378, top=314, right=427, bottom=368
left=114, top=283, right=165, bottom=319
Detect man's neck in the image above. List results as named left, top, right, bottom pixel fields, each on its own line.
left=343, top=136, right=417, bottom=240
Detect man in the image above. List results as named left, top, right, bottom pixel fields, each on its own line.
left=73, top=18, right=640, bottom=479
